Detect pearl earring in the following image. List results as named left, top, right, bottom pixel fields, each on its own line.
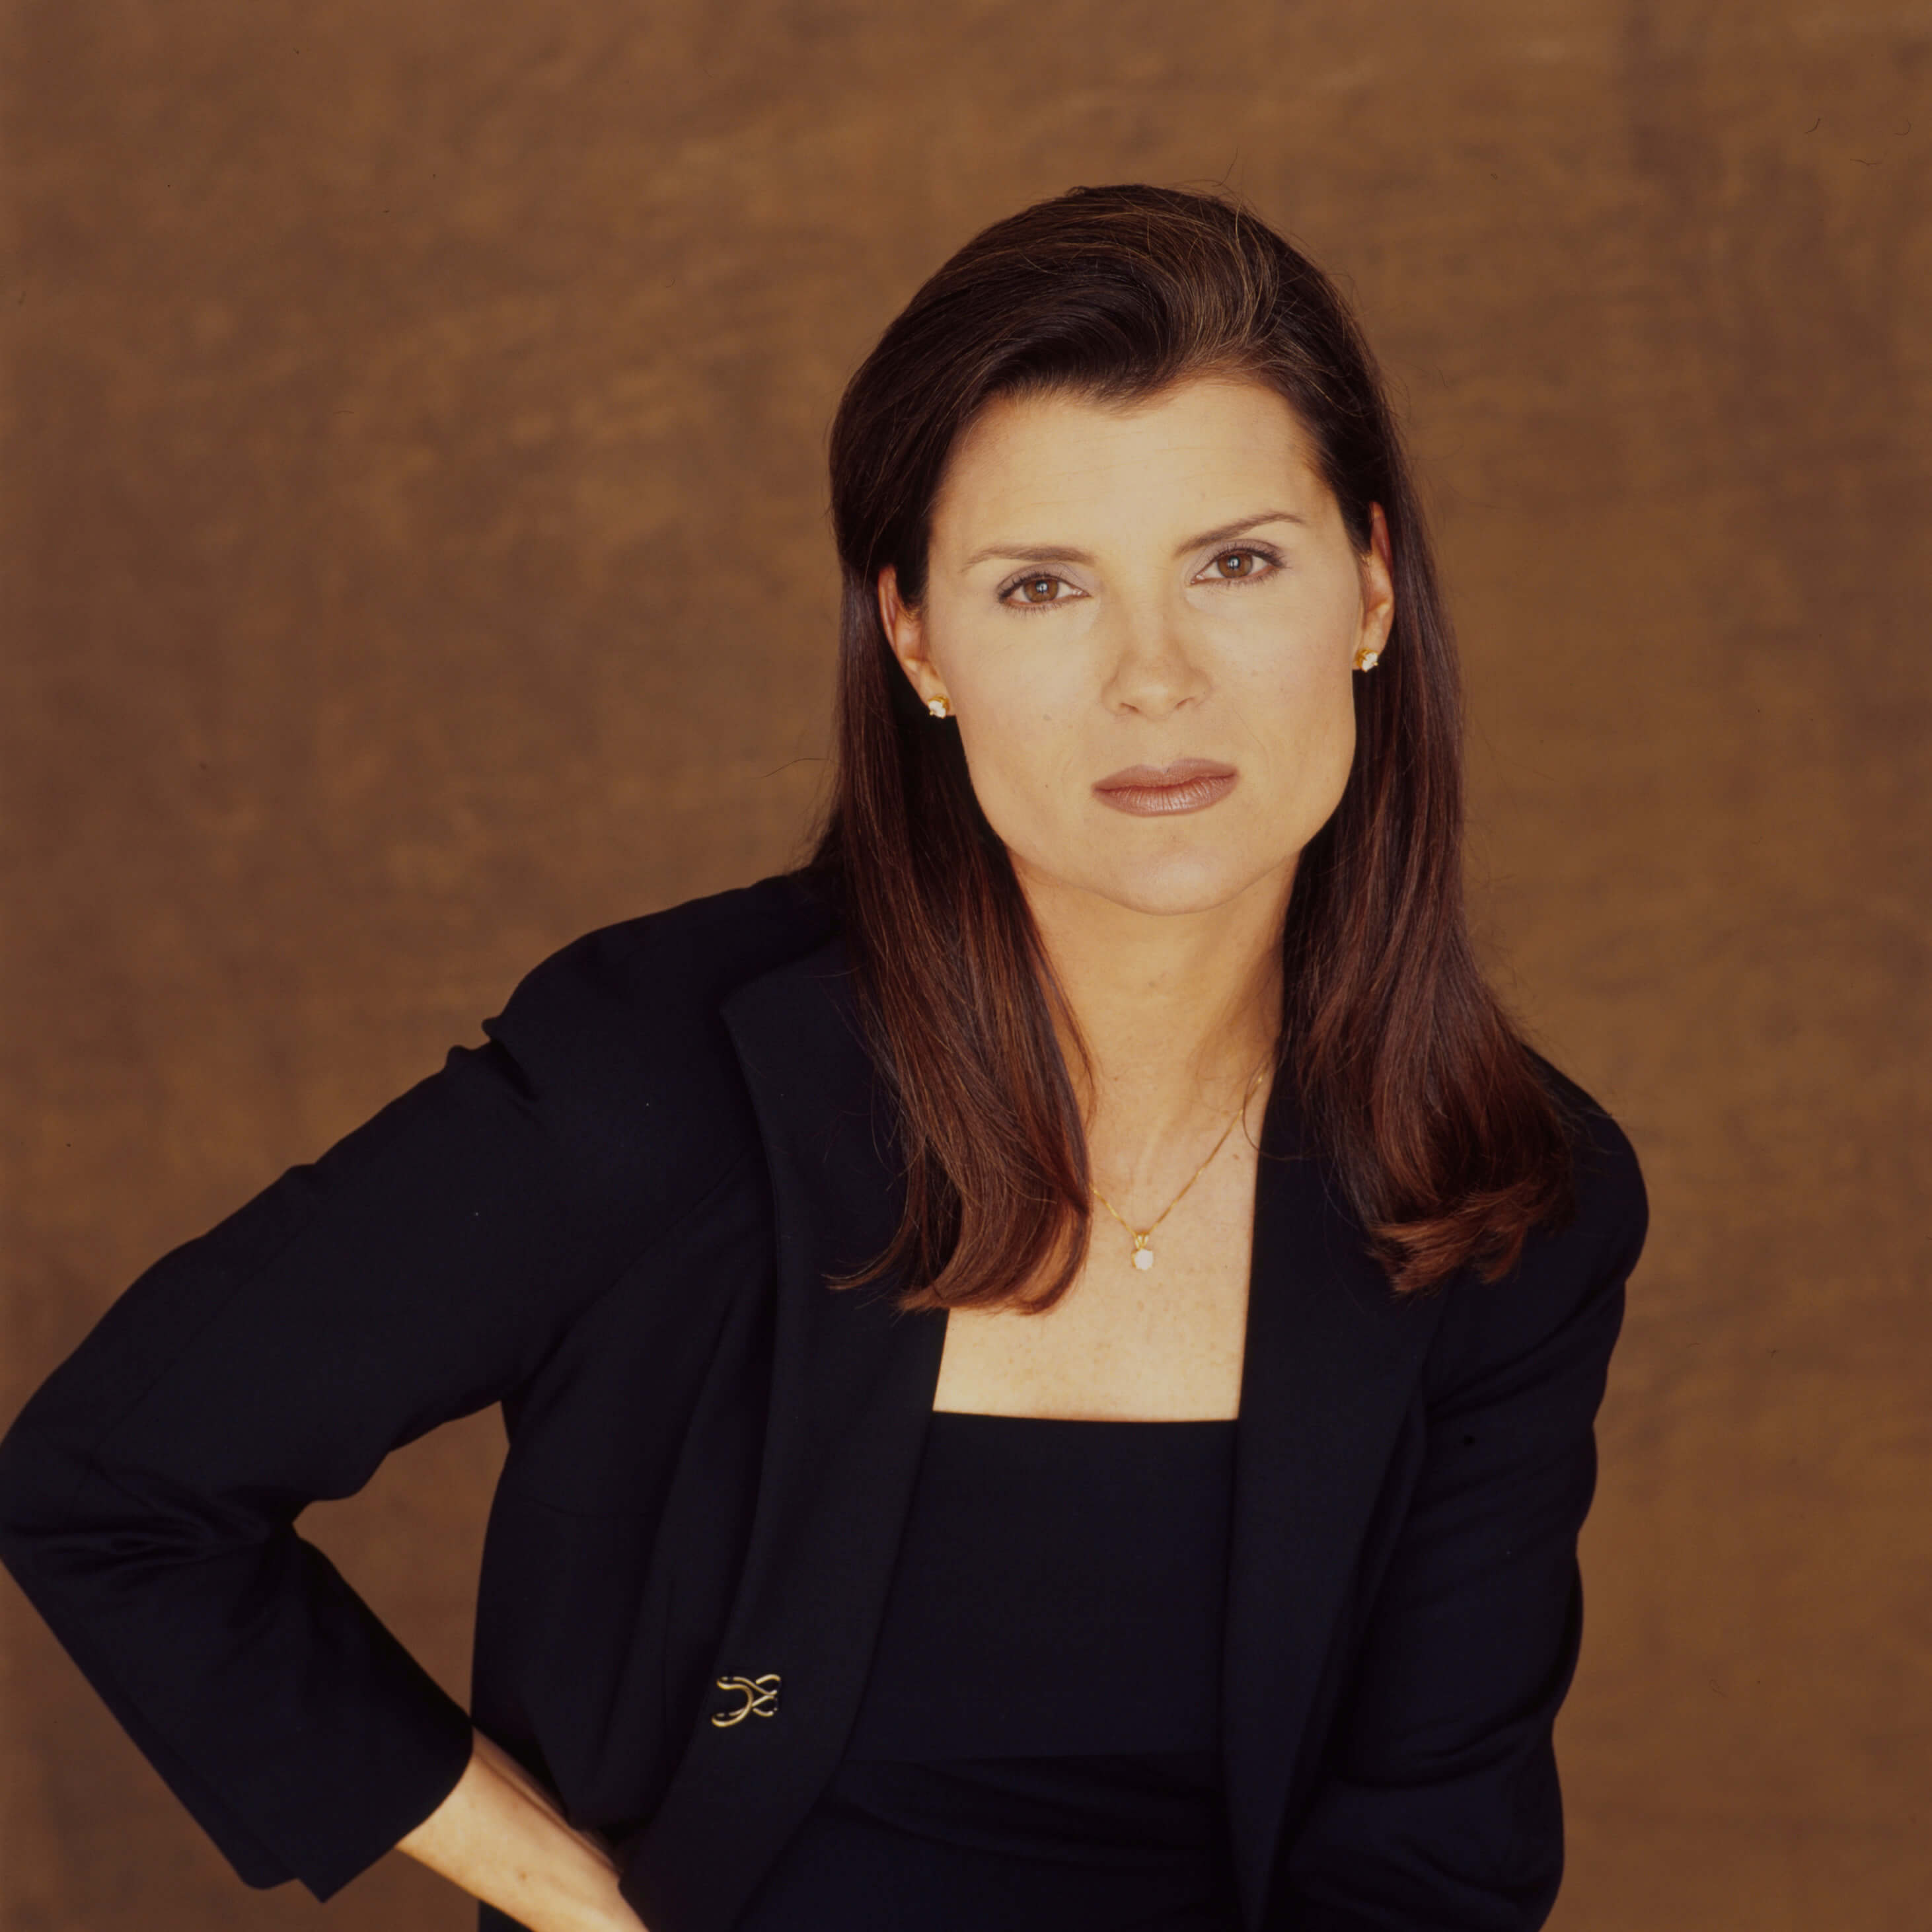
left=1355, top=647, right=1382, bottom=671
left=926, top=694, right=952, bottom=718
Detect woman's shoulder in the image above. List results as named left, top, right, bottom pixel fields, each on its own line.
left=491, top=870, right=836, bottom=1034
left=1425, top=1051, right=1649, bottom=1393
left=1525, top=1049, right=1649, bottom=1271
left=476, top=868, right=840, bottom=1146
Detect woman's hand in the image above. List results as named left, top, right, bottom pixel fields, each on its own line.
left=396, top=1728, right=648, bottom=1932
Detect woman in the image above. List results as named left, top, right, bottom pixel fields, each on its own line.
left=0, top=184, right=1646, bottom=1932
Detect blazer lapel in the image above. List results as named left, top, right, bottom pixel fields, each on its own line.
left=620, top=932, right=1451, bottom=1932
left=621, top=934, right=948, bottom=1932
left=1222, top=1076, right=1451, bottom=1927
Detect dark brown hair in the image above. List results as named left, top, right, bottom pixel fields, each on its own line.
left=805, top=182, right=1574, bottom=1310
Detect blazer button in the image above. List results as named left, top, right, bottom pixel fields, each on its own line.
left=711, top=1672, right=781, bottom=1728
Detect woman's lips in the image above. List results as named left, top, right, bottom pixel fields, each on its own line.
left=1092, top=759, right=1239, bottom=816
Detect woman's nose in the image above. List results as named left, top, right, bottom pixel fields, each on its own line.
left=1101, top=603, right=1208, bottom=716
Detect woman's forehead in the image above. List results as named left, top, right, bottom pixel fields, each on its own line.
left=930, top=376, right=1332, bottom=552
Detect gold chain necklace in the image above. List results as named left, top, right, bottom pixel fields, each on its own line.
left=1090, top=1062, right=1268, bottom=1273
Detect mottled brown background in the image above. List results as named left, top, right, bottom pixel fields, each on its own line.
left=3, top=1, right=1927, bottom=1927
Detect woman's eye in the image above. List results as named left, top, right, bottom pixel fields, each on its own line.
left=1203, top=548, right=1270, bottom=581
left=1005, top=574, right=1070, bottom=606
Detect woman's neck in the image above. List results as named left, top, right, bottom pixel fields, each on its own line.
left=1018, top=860, right=1293, bottom=1172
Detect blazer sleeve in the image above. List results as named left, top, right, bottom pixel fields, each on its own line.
left=1275, top=1121, right=1649, bottom=1932
left=0, top=954, right=626, bottom=1903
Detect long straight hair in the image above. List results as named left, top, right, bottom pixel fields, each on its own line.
left=805, top=183, right=1575, bottom=1311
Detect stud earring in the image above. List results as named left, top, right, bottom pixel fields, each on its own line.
left=926, top=694, right=952, bottom=718
left=1355, top=647, right=1382, bottom=671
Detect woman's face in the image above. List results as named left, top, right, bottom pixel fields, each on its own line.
left=879, top=373, right=1395, bottom=920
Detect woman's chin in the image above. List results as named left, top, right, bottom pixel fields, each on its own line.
left=1020, top=848, right=1289, bottom=921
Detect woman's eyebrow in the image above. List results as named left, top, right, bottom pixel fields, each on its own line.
left=961, top=509, right=1306, bottom=574
left=1177, top=509, right=1306, bottom=553
left=962, top=540, right=1097, bottom=570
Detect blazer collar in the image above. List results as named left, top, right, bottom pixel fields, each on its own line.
left=622, top=932, right=1448, bottom=1932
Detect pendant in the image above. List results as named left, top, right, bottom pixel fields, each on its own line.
left=1131, top=1238, right=1154, bottom=1271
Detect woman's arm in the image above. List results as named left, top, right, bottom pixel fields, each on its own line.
left=0, top=938, right=664, bottom=1902
left=1273, top=1119, right=1649, bottom=1931
left=395, top=1729, right=646, bottom=1932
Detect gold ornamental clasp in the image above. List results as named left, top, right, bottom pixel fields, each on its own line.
left=711, top=1673, right=782, bottom=1728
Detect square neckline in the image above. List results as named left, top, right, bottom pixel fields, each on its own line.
left=928, top=1408, right=1238, bottom=1427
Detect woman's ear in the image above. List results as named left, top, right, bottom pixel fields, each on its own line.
left=1358, top=503, right=1396, bottom=657
left=877, top=566, right=947, bottom=711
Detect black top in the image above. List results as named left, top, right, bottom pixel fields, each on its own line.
left=735, top=1411, right=1243, bottom=1931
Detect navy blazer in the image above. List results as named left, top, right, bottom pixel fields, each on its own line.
left=0, top=870, right=1647, bottom=1932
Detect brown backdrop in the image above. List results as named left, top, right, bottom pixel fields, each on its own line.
left=4, top=3, right=1928, bottom=1927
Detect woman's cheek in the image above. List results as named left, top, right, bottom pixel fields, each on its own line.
left=957, top=714, right=1059, bottom=839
